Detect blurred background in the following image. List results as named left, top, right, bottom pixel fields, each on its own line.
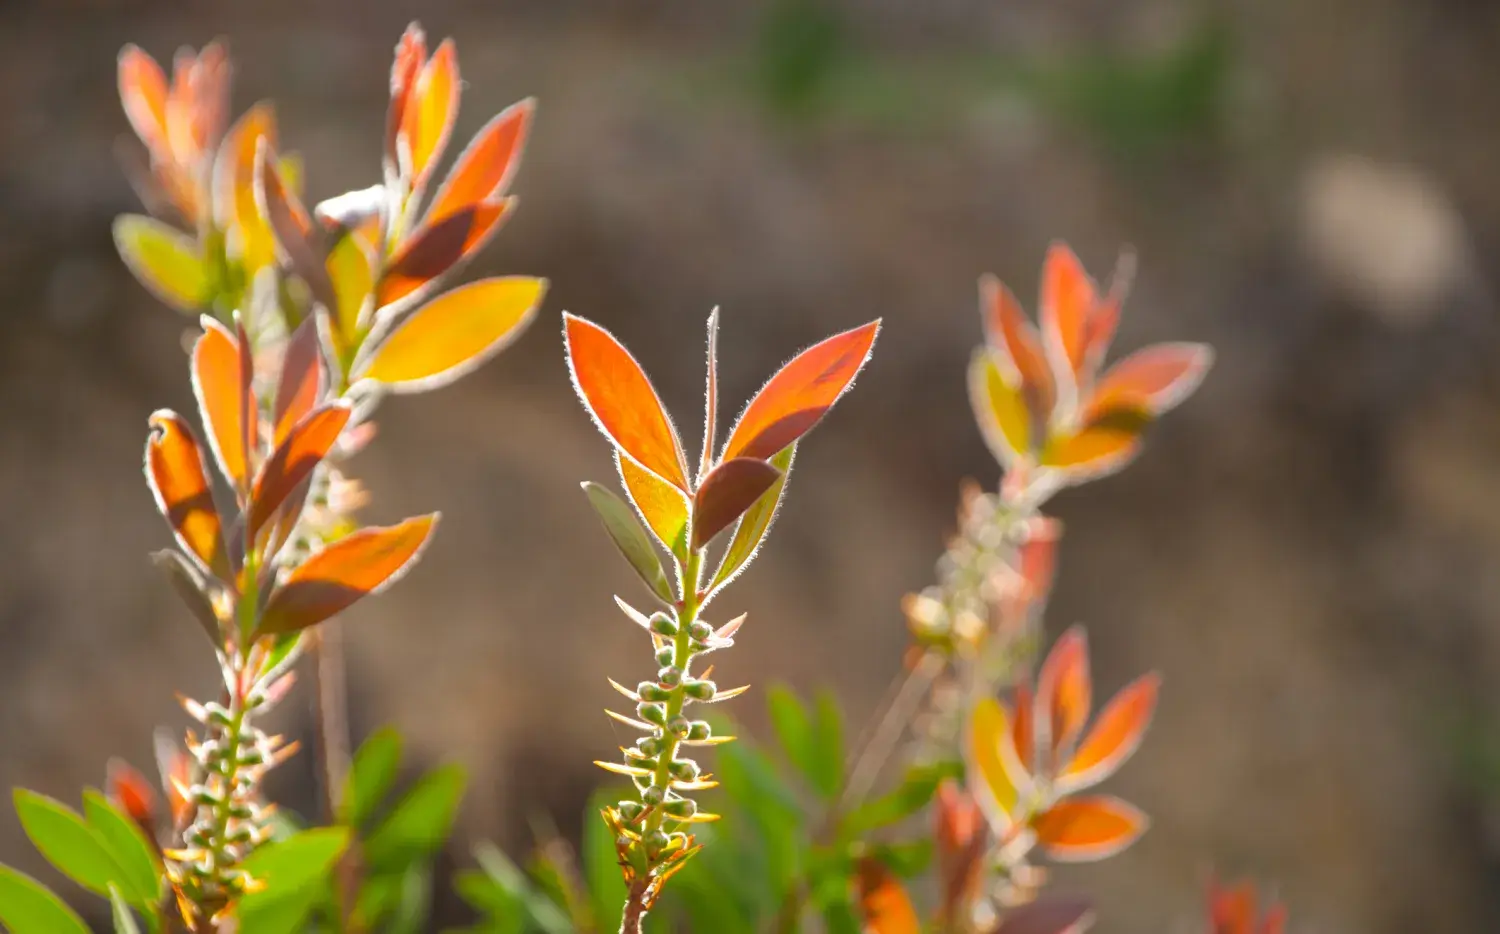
left=4, top=0, right=1500, bottom=930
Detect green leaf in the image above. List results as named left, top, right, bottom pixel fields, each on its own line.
left=809, top=690, right=845, bottom=799
left=710, top=444, right=795, bottom=591
left=363, top=764, right=467, bottom=869
left=237, top=827, right=351, bottom=934
left=0, top=864, right=90, bottom=934
left=840, top=761, right=956, bottom=837
left=83, top=790, right=161, bottom=906
left=583, top=790, right=629, bottom=934
left=767, top=685, right=815, bottom=783
left=110, top=884, right=143, bottom=934
left=13, top=789, right=128, bottom=897
left=582, top=482, right=674, bottom=603
left=471, top=842, right=573, bottom=934
left=343, top=726, right=404, bottom=828
left=716, top=735, right=805, bottom=907
left=112, top=214, right=210, bottom=312
left=388, top=865, right=432, bottom=934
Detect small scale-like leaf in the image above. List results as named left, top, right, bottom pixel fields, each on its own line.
left=343, top=727, right=404, bottom=828
left=692, top=457, right=781, bottom=551
left=581, top=482, right=674, bottom=603
left=82, top=791, right=160, bottom=906
left=13, top=789, right=127, bottom=897
left=424, top=99, right=534, bottom=225
left=113, top=215, right=209, bottom=312
left=709, top=444, right=795, bottom=591
left=854, top=857, right=920, bottom=934
left=618, top=453, right=690, bottom=558
left=247, top=402, right=352, bottom=537
left=378, top=198, right=514, bottom=308
left=144, top=411, right=227, bottom=580
left=0, top=864, right=90, bottom=934
left=385, top=24, right=427, bottom=176
left=994, top=895, right=1096, bottom=934
left=362, top=764, right=467, bottom=869
left=359, top=276, right=546, bottom=393
left=1032, top=796, right=1147, bottom=862
left=256, top=513, right=438, bottom=637
left=721, top=319, right=880, bottom=462
left=191, top=318, right=254, bottom=492
left=1057, top=673, right=1160, bottom=794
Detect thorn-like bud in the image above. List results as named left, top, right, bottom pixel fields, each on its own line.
left=664, top=797, right=698, bottom=819
left=683, top=679, right=717, bottom=701
left=637, top=681, right=672, bottom=703
left=687, top=720, right=712, bottom=741
left=657, top=666, right=683, bottom=687
left=649, top=613, right=677, bottom=637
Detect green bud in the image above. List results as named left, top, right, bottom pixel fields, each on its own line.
left=669, top=759, right=700, bottom=781
left=638, top=681, right=672, bottom=702
left=617, top=834, right=634, bottom=850
left=642, top=785, right=665, bottom=806
left=664, top=797, right=698, bottom=818
left=668, top=716, right=692, bottom=739
left=683, top=679, right=717, bottom=701
left=655, top=645, right=676, bottom=666
left=638, top=736, right=662, bottom=757
left=658, top=666, right=683, bottom=687
left=625, top=746, right=656, bottom=765
left=687, top=720, right=712, bottom=741
left=644, top=830, right=670, bottom=854
left=637, top=702, right=667, bottom=725
left=632, top=773, right=652, bottom=793
left=688, top=620, right=713, bottom=641
left=649, top=613, right=678, bottom=636
left=618, top=801, right=645, bottom=821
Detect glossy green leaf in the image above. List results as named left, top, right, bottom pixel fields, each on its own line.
left=82, top=791, right=161, bottom=906
left=582, top=482, right=674, bottom=604
left=710, top=444, right=796, bottom=592
left=14, top=789, right=127, bottom=897
left=363, top=764, right=466, bottom=869
left=113, top=215, right=210, bottom=312
left=343, top=727, right=404, bottom=828
left=109, top=884, right=143, bottom=934
left=237, top=827, right=352, bottom=934
left=0, top=865, right=89, bottom=934
left=584, top=789, right=628, bottom=934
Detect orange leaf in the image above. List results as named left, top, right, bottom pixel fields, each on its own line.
left=190, top=319, right=254, bottom=492
left=144, top=411, right=228, bottom=580
left=981, top=274, right=1055, bottom=418
left=378, top=198, right=514, bottom=308
left=1032, top=796, right=1146, bottom=862
left=424, top=98, right=534, bottom=225
left=854, top=858, right=920, bottom=934
left=1080, top=252, right=1133, bottom=378
left=1086, top=343, right=1213, bottom=421
left=256, top=514, right=438, bottom=637
left=401, top=39, right=459, bottom=192
left=1039, top=409, right=1146, bottom=483
left=969, top=349, right=1033, bottom=468
left=692, top=457, right=782, bottom=550
left=274, top=318, right=324, bottom=447
left=721, top=319, right=880, bottom=462
left=1039, top=242, right=1097, bottom=383
left=156, top=734, right=194, bottom=829
left=358, top=276, right=545, bottom=393
left=1036, top=627, right=1090, bottom=764
left=212, top=102, right=278, bottom=272
left=1057, top=673, right=1159, bottom=793
left=106, top=759, right=159, bottom=831
left=964, top=696, right=1023, bottom=834
left=1013, top=517, right=1061, bottom=610
left=618, top=453, right=689, bottom=557
left=255, top=140, right=335, bottom=311
left=563, top=313, right=689, bottom=490
left=1011, top=679, right=1035, bottom=774
left=118, top=45, right=169, bottom=164
left=385, top=23, right=427, bottom=176
left=248, top=404, right=352, bottom=538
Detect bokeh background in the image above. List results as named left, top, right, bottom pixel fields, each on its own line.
left=5, top=0, right=1500, bottom=930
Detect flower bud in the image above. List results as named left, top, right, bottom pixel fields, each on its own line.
left=637, top=681, right=672, bottom=703
left=644, top=829, right=670, bottom=854
left=669, top=759, right=700, bottom=782
left=668, top=716, right=692, bottom=739
left=637, top=702, right=667, bottom=725
left=655, top=645, right=676, bottom=667
left=618, top=801, right=645, bottom=821
left=688, top=620, right=713, bottom=641
left=657, top=666, right=683, bottom=687
left=683, top=679, right=717, bottom=701
left=632, top=773, right=652, bottom=793
left=649, top=613, right=678, bottom=637
left=687, top=720, right=712, bottom=741
left=638, top=736, right=662, bottom=757
left=664, top=797, right=698, bottom=819
left=642, top=785, right=665, bottom=806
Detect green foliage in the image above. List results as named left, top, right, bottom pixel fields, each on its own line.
left=13, top=789, right=135, bottom=898
left=0, top=865, right=90, bottom=934
left=238, top=828, right=352, bottom=934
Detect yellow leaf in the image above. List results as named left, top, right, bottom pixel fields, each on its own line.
left=325, top=232, right=374, bottom=351
left=113, top=215, right=209, bottom=312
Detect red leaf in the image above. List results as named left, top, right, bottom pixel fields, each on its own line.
left=1057, top=673, right=1159, bottom=793
left=981, top=273, right=1055, bottom=419
left=248, top=404, right=351, bottom=538
left=377, top=197, right=514, bottom=308
left=190, top=318, right=255, bottom=492
left=1080, top=252, right=1134, bottom=377
left=401, top=39, right=460, bottom=192
left=1011, top=678, right=1035, bottom=774
left=692, top=457, right=782, bottom=550
left=118, top=45, right=169, bottom=165
left=274, top=317, right=324, bottom=447
left=1039, top=242, right=1098, bottom=383
left=144, top=411, right=228, bottom=580
left=386, top=23, right=428, bottom=176
left=563, top=313, right=689, bottom=490
left=1085, top=342, right=1213, bottom=421
left=854, top=858, right=920, bottom=934
left=1036, top=627, right=1091, bottom=764
left=993, top=896, right=1096, bottom=934
left=424, top=98, right=534, bottom=225
left=721, top=319, right=880, bottom=462
left=1032, top=796, right=1147, bottom=862
left=256, top=514, right=438, bottom=637
left=106, top=759, right=160, bottom=831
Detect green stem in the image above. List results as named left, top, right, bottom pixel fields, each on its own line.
left=643, top=548, right=703, bottom=843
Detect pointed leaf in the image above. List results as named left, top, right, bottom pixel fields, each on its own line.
left=1032, top=796, right=1147, bottom=862
left=425, top=99, right=534, bottom=224
left=343, top=727, right=404, bottom=828
left=401, top=39, right=459, bottom=192
left=994, top=895, right=1096, bottom=934
left=981, top=274, right=1055, bottom=418
left=378, top=198, right=514, bottom=308
left=1039, top=407, right=1148, bottom=483
left=255, top=140, right=335, bottom=311
left=385, top=24, right=427, bottom=176
left=13, top=789, right=126, bottom=896
left=191, top=318, right=254, bottom=492
left=581, top=482, right=674, bottom=603
left=584, top=792, right=628, bottom=934
left=325, top=229, right=375, bottom=349
left=112, top=215, right=209, bottom=312
left=144, top=411, right=227, bottom=579
left=1039, top=242, right=1097, bottom=382
left=105, top=759, right=160, bottom=832
left=1057, top=673, right=1159, bottom=793
left=238, top=827, right=352, bottom=934
left=564, top=314, right=689, bottom=490
left=109, top=884, right=142, bottom=934
left=722, top=319, right=880, bottom=461
left=248, top=403, right=352, bottom=538
left=274, top=317, right=325, bottom=447
left=964, top=697, right=1023, bottom=834
left=1086, top=343, right=1213, bottom=420
left=362, top=764, right=467, bottom=868
left=1011, top=680, right=1035, bottom=774
left=118, top=45, right=169, bottom=162
left=256, top=514, right=438, bottom=637
left=213, top=102, right=279, bottom=272
left=1036, top=627, right=1091, bottom=761
left=710, top=444, right=794, bottom=590
left=618, top=453, right=689, bottom=558
left=854, top=858, right=920, bottom=934
left=969, top=349, right=1033, bottom=467
left=692, top=457, right=781, bottom=551
left=82, top=791, right=160, bottom=906
left=0, top=865, right=89, bottom=934
left=359, top=276, right=545, bottom=392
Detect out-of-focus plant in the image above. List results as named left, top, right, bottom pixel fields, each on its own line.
left=1207, top=877, right=1288, bottom=934
left=563, top=310, right=879, bottom=929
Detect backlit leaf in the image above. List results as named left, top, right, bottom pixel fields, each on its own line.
left=144, top=411, right=227, bottom=579
left=363, top=764, right=467, bottom=868
left=994, top=895, right=1096, bottom=934
left=112, top=215, right=209, bottom=312
left=256, top=514, right=438, bottom=637
left=692, top=457, right=782, bottom=551
left=721, top=320, right=880, bottom=461
left=274, top=317, right=324, bottom=447
left=378, top=198, right=514, bottom=308
left=82, top=791, right=160, bottom=907
left=582, top=481, right=674, bottom=603
left=255, top=139, right=334, bottom=311
left=385, top=24, right=427, bottom=177
left=108, top=884, right=142, bottom=934
left=564, top=314, right=689, bottom=490
left=700, top=308, right=721, bottom=483
left=247, top=403, right=351, bottom=538
left=1057, top=672, right=1159, bottom=794
left=359, top=276, right=545, bottom=392
left=964, top=697, right=1022, bottom=834
left=1086, top=343, right=1213, bottom=420
left=325, top=229, right=375, bottom=350
left=0, top=864, right=89, bottom=934
left=1031, top=796, right=1146, bottom=862
left=343, top=727, right=403, bottom=828
left=1039, top=242, right=1097, bottom=383
left=401, top=39, right=459, bottom=192
left=238, top=827, right=351, bottom=934
left=213, top=102, right=279, bottom=272
left=709, top=444, right=795, bottom=591
left=118, top=46, right=169, bottom=163
left=618, top=453, right=690, bottom=558
left=854, top=858, right=919, bottom=934
left=1036, top=627, right=1091, bottom=760
left=105, top=759, right=159, bottom=833
left=969, top=349, right=1033, bottom=468
left=1039, top=408, right=1147, bottom=483
left=425, top=99, right=534, bottom=225
left=981, top=273, right=1054, bottom=417
left=191, top=318, right=254, bottom=492
left=1012, top=680, right=1035, bottom=773
left=13, top=789, right=126, bottom=897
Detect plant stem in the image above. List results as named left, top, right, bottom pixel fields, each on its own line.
left=620, top=879, right=651, bottom=934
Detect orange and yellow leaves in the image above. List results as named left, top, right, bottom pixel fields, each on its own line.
left=112, top=215, right=210, bottom=313
left=424, top=99, right=535, bottom=226
left=385, top=24, right=428, bottom=178
left=1209, top=878, right=1288, bottom=934
left=117, top=42, right=229, bottom=223
left=1032, top=796, right=1146, bottom=863
left=1039, top=243, right=1097, bottom=383
left=970, top=349, right=1034, bottom=469
left=1084, top=343, right=1213, bottom=422
left=1036, top=627, right=1090, bottom=760
left=144, top=412, right=227, bottom=580
left=273, top=319, right=324, bottom=447
left=325, top=231, right=375, bottom=351
left=118, top=46, right=170, bottom=164
left=377, top=198, right=514, bottom=308
left=399, top=40, right=459, bottom=192
left=1057, top=673, right=1159, bottom=793
left=190, top=319, right=255, bottom=493
left=359, top=276, right=546, bottom=392
left=247, top=404, right=352, bottom=538
left=213, top=103, right=279, bottom=273
left=708, top=443, right=795, bottom=591
left=965, top=696, right=1024, bottom=833
left=721, top=320, right=881, bottom=462
left=982, top=273, right=1054, bottom=417
left=256, top=514, right=438, bottom=637
left=618, top=454, right=690, bottom=558
left=854, top=858, right=921, bottom=934
left=692, top=458, right=782, bottom=550
left=564, top=314, right=689, bottom=491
